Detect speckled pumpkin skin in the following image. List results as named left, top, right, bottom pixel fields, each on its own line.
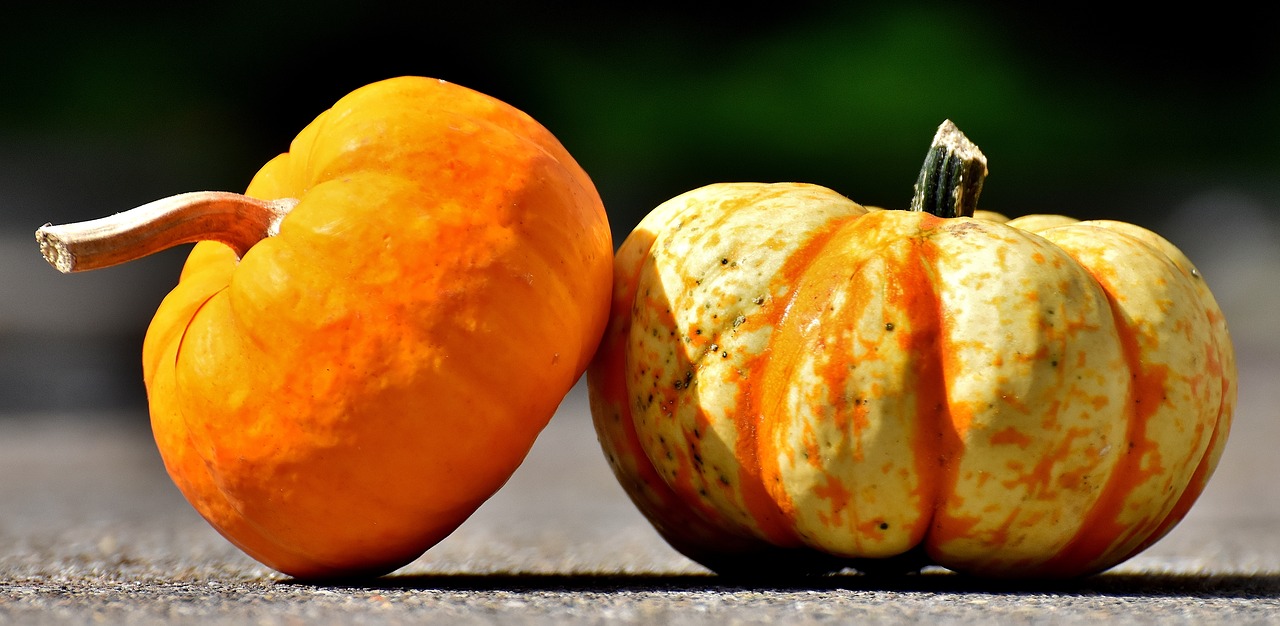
left=587, top=182, right=1235, bottom=578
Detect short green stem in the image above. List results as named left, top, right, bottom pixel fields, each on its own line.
left=909, top=120, right=988, bottom=218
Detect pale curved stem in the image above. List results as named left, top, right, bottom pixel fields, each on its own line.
left=35, top=191, right=298, bottom=273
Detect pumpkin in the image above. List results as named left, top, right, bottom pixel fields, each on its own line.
left=586, top=121, right=1235, bottom=578
left=36, top=76, right=613, bottom=579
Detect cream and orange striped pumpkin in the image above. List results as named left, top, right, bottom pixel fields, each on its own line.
left=587, top=131, right=1235, bottom=577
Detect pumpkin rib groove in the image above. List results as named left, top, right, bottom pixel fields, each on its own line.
left=914, top=223, right=1034, bottom=570
left=904, top=232, right=957, bottom=563
left=628, top=183, right=871, bottom=547
left=168, top=286, right=227, bottom=390
left=588, top=189, right=782, bottom=564
left=1077, top=220, right=1237, bottom=503
left=1088, top=225, right=1236, bottom=567
left=1030, top=223, right=1218, bottom=576
left=754, top=213, right=868, bottom=547
left=1039, top=287, right=1147, bottom=575
left=1117, top=415, right=1223, bottom=566
left=921, top=220, right=1135, bottom=574
left=758, top=211, right=949, bottom=559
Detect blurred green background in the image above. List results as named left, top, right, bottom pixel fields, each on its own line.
left=2, top=2, right=1277, bottom=411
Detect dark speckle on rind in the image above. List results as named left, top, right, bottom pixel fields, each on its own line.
left=945, top=220, right=986, bottom=237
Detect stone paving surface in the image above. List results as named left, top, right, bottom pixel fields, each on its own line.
left=1, top=355, right=1278, bottom=624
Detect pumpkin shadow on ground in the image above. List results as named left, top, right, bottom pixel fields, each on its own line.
left=303, top=571, right=1280, bottom=599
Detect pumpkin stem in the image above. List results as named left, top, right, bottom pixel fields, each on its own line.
left=909, top=120, right=988, bottom=218
left=36, top=191, right=298, bottom=273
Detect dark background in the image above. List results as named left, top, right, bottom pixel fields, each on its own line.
left=2, top=2, right=1277, bottom=412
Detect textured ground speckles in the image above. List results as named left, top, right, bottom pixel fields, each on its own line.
left=3, top=365, right=1280, bottom=625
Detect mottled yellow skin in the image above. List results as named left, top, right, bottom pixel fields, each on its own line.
left=588, top=182, right=1235, bottom=577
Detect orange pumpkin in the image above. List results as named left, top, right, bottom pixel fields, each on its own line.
left=37, top=76, right=613, bottom=579
left=587, top=122, right=1235, bottom=577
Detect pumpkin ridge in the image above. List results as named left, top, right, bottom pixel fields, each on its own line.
left=1040, top=225, right=1230, bottom=575
left=1117, top=314, right=1234, bottom=562
left=752, top=212, right=868, bottom=545
left=588, top=187, right=788, bottom=563
left=1038, top=289, right=1151, bottom=575
left=1073, top=220, right=1237, bottom=502
left=146, top=287, right=329, bottom=576
left=757, top=210, right=947, bottom=557
left=1025, top=225, right=1212, bottom=576
left=906, top=229, right=969, bottom=563
left=168, top=287, right=227, bottom=379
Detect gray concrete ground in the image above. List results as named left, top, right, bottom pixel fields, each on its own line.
left=2, top=353, right=1279, bottom=625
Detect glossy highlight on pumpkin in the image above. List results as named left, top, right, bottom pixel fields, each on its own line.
left=129, top=76, right=614, bottom=578
left=587, top=182, right=1234, bottom=578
